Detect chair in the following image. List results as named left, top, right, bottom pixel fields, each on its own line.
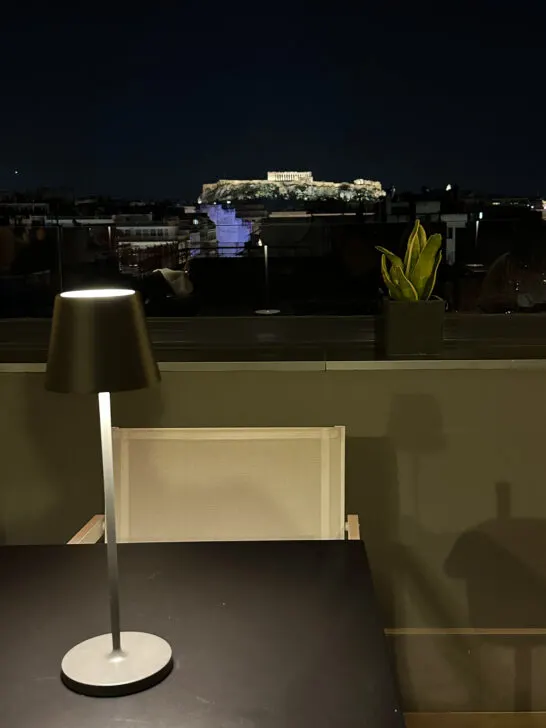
left=69, top=426, right=359, bottom=544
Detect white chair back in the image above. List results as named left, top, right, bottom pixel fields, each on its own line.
left=112, top=427, right=346, bottom=543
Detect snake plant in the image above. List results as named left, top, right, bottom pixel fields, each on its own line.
left=376, top=220, right=442, bottom=301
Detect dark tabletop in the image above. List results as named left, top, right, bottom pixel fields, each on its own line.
left=0, top=541, right=404, bottom=728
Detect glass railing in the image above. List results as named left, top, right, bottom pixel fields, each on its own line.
left=1, top=219, right=545, bottom=318
left=0, top=225, right=60, bottom=317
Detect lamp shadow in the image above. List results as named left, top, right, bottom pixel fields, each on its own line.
left=342, top=431, right=474, bottom=712
left=348, top=393, right=491, bottom=711
left=445, top=481, right=546, bottom=711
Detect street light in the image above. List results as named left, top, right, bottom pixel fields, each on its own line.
left=255, top=239, right=280, bottom=315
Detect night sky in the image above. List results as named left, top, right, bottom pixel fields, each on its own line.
left=1, top=3, right=545, bottom=200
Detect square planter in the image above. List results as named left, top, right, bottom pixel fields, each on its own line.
left=380, top=298, right=445, bottom=358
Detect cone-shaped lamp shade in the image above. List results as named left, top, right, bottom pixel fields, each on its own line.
left=45, top=289, right=160, bottom=394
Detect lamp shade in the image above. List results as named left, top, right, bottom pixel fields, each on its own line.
left=45, top=289, right=160, bottom=394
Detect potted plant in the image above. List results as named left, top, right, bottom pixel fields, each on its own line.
left=376, top=220, right=444, bottom=357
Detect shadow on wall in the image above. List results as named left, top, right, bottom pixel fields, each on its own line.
left=445, top=481, right=546, bottom=711
left=111, top=383, right=164, bottom=428
left=5, top=373, right=103, bottom=543
left=361, top=394, right=546, bottom=712
left=345, top=394, right=489, bottom=711
left=0, top=370, right=166, bottom=544
left=345, top=436, right=400, bottom=626
left=386, top=394, right=471, bottom=628
left=387, top=393, right=446, bottom=524
left=344, top=434, right=459, bottom=711
left=383, top=394, right=536, bottom=712
left=446, top=481, right=546, bottom=628
left=345, top=394, right=449, bottom=627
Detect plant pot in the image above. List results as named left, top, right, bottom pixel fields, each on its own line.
left=380, top=298, right=445, bottom=358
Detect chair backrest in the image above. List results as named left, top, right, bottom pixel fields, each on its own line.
left=112, top=427, right=345, bottom=542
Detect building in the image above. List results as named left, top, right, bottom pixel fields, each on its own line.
left=201, top=172, right=385, bottom=206
left=115, top=222, right=178, bottom=246
left=45, top=216, right=113, bottom=227
left=114, top=214, right=181, bottom=275
left=114, top=213, right=178, bottom=243
left=177, top=209, right=217, bottom=258
left=267, top=171, right=313, bottom=182
left=0, top=201, right=49, bottom=225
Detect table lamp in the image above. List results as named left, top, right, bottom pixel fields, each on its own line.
left=45, top=288, right=173, bottom=697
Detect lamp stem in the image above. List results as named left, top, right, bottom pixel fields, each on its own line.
left=98, top=391, right=121, bottom=653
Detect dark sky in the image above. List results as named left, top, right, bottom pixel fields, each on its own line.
left=1, top=2, right=545, bottom=199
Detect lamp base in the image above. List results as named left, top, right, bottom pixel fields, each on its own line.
left=61, top=631, right=173, bottom=697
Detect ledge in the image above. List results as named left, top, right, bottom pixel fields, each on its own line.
left=3, top=359, right=546, bottom=373
left=0, top=362, right=326, bottom=373
left=1, top=314, right=546, bottom=365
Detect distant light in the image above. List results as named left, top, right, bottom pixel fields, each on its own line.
left=258, top=239, right=263, bottom=247
left=14, top=170, right=19, bottom=175
left=226, top=199, right=231, bottom=205
left=479, top=211, right=484, bottom=220
left=445, top=183, right=452, bottom=191
left=193, top=219, right=199, bottom=225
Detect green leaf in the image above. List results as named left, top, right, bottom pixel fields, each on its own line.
left=417, top=222, right=427, bottom=253
left=411, top=233, right=443, bottom=298
left=376, top=246, right=404, bottom=270
left=422, top=251, right=442, bottom=300
left=380, top=254, right=403, bottom=300
left=377, top=244, right=419, bottom=300
left=391, top=263, right=419, bottom=301
left=404, top=221, right=421, bottom=276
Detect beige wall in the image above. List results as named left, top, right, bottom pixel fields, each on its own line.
left=2, top=367, right=546, bottom=711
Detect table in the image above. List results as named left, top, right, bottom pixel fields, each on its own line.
left=0, top=540, right=404, bottom=728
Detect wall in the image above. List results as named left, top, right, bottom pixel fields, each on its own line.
left=2, top=365, right=546, bottom=711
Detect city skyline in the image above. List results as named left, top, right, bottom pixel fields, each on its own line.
left=1, top=4, right=545, bottom=198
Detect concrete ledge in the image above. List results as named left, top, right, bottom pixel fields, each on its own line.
left=326, top=359, right=546, bottom=371
left=4, top=359, right=546, bottom=373
left=158, top=361, right=326, bottom=372
left=405, top=713, right=546, bottom=727
left=0, top=361, right=326, bottom=373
